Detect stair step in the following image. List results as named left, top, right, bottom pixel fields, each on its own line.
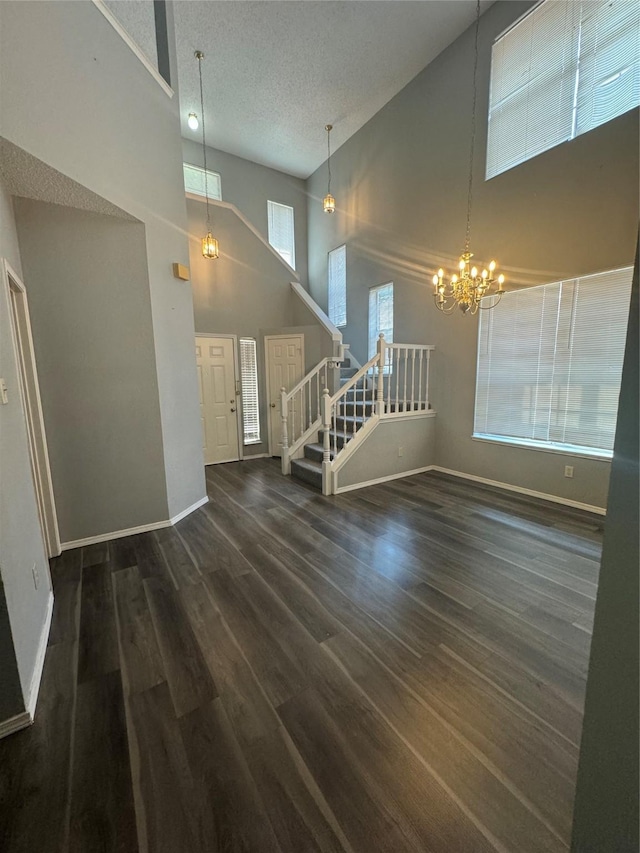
left=317, top=428, right=351, bottom=450
left=290, top=457, right=323, bottom=490
left=333, top=415, right=367, bottom=432
left=304, top=443, right=334, bottom=463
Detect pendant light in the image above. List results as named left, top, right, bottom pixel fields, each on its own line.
left=323, top=124, right=336, bottom=214
left=433, top=0, right=504, bottom=314
left=195, top=50, right=218, bottom=260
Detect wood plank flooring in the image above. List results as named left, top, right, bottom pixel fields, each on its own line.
left=0, top=461, right=603, bottom=853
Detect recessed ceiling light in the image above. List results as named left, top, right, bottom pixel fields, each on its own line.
left=188, top=112, right=199, bottom=131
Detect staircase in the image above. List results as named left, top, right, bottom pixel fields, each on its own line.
left=290, top=358, right=373, bottom=488
left=280, top=335, right=434, bottom=494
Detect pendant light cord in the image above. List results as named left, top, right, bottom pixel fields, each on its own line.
left=465, top=0, right=480, bottom=253
left=197, top=51, right=211, bottom=231
left=326, top=126, right=332, bottom=195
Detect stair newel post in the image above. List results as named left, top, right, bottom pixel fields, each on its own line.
left=376, top=333, right=386, bottom=416
left=280, top=386, right=289, bottom=475
left=321, top=388, right=332, bottom=495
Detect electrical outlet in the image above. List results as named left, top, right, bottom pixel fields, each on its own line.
left=31, top=564, right=39, bottom=590
left=398, top=446, right=404, bottom=457
left=564, top=465, right=574, bottom=478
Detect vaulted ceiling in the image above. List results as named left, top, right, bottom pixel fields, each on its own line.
left=173, top=1, right=495, bottom=178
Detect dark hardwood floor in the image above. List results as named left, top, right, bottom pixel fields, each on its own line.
left=0, top=461, right=604, bottom=852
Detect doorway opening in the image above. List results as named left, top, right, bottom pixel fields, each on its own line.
left=3, top=260, right=60, bottom=557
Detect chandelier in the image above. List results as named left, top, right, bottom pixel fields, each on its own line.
left=195, top=50, right=218, bottom=260
left=433, top=0, right=504, bottom=314
left=323, top=124, right=336, bottom=214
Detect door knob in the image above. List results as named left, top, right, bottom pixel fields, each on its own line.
left=270, top=403, right=276, bottom=408
left=230, top=408, right=236, bottom=413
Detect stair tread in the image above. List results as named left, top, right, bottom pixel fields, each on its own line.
left=291, top=457, right=323, bottom=472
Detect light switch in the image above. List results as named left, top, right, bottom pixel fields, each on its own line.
left=0, top=378, right=8, bottom=405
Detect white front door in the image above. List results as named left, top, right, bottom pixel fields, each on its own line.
left=196, top=336, right=240, bottom=465
left=265, top=335, right=304, bottom=457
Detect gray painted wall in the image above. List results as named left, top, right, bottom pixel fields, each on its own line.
left=0, top=180, right=51, bottom=715
left=571, top=246, right=639, bottom=853
left=183, top=139, right=309, bottom=286
left=189, top=200, right=326, bottom=458
left=336, top=416, right=436, bottom=491
left=0, top=0, right=205, bottom=524
left=306, top=0, right=638, bottom=510
left=14, top=200, right=169, bottom=542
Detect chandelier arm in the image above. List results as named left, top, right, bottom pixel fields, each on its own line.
left=477, top=292, right=504, bottom=309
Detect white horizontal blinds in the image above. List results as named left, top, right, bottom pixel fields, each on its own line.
left=550, top=269, right=633, bottom=450
left=474, top=267, right=633, bottom=454
left=487, top=0, right=640, bottom=180
left=368, top=283, right=393, bottom=360
left=239, top=338, right=261, bottom=444
left=487, top=1, right=579, bottom=179
left=183, top=163, right=222, bottom=200
left=328, top=245, right=347, bottom=327
left=475, top=283, right=561, bottom=440
left=267, top=201, right=295, bottom=268
left=575, top=0, right=640, bottom=137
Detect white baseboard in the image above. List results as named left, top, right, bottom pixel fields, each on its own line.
left=25, top=592, right=54, bottom=719
left=334, top=465, right=434, bottom=494
left=61, top=494, right=210, bottom=550
left=169, top=495, right=208, bottom=525
left=0, top=711, right=32, bottom=740
left=0, top=591, right=53, bottom=740
left=430, top=466, right=606, bottom=516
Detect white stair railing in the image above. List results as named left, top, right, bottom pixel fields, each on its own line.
left=320, top=335, right=434, bottom=494
left=280, top=348, right=344, bottom=474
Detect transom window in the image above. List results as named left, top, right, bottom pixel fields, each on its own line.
left=183, top=163, right=222, bottom=200
left=474, top=267, right=633, bottom=457
left=328, top=245, right=347, bottom=328
left=267, top=201, right=295, bottom=269
left=487, top=0, right=640, bottom=179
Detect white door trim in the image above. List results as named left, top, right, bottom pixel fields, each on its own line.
left=264, top=333, right=305, bottom=457
left=2, top=259, right=61, bottom=558
left=195, top=333, right=244, bottom=462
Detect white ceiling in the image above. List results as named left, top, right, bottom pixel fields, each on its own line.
left=174, top=1, right=494, bottom=178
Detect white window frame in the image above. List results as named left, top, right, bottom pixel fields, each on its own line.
left=183, top=163, right=222, bottom=201
left=486, top=0, right=640, bottom=180
left=368, top=283, right=394, bottom=368
left=267, top=201, right=295, bottom=269
left=239, top=338, right=261, bottom=445
left=473, top=267, right=633, bottom=459
left=328, top=244, right=347, bottom=328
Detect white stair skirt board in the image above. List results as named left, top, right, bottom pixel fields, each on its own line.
left=431, top=466, right=606, bottom=516
left=60, top=495, right=209, bottom=550
left=0, top=591, right=54, bottom=740
left=334, top=466, right=434, bottom=494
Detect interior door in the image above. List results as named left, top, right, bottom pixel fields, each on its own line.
left=196, top=336, right=240, bottom=465
left=266, top=335, right=304, bottom=457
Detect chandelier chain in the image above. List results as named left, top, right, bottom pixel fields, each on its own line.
left=326, top=126, right=332, bottom=195
left=196, top=50, right=211, bottom=231
left=465, top=0, right=480, bottom=253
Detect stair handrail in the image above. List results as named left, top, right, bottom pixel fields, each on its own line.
left=280, top=347, right=345, bottom=474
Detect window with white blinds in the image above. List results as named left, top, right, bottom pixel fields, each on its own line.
left=328, top=245, right=347, bottom=327
left=474, top=267, right=633, bottom=457
left=267, top=201, right=295, bottom=268
left=239, top=338, right=261, bottom=445
left=487, top=0, right=640, bottom=179
left=183, top=163, right=222, bottom=200
left=369, top=283, right=394, bottom=362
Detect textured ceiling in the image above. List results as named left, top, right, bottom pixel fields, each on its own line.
left=175, top=1, right=494, bottom=178
left=0, top=139, right=136, bottom=220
